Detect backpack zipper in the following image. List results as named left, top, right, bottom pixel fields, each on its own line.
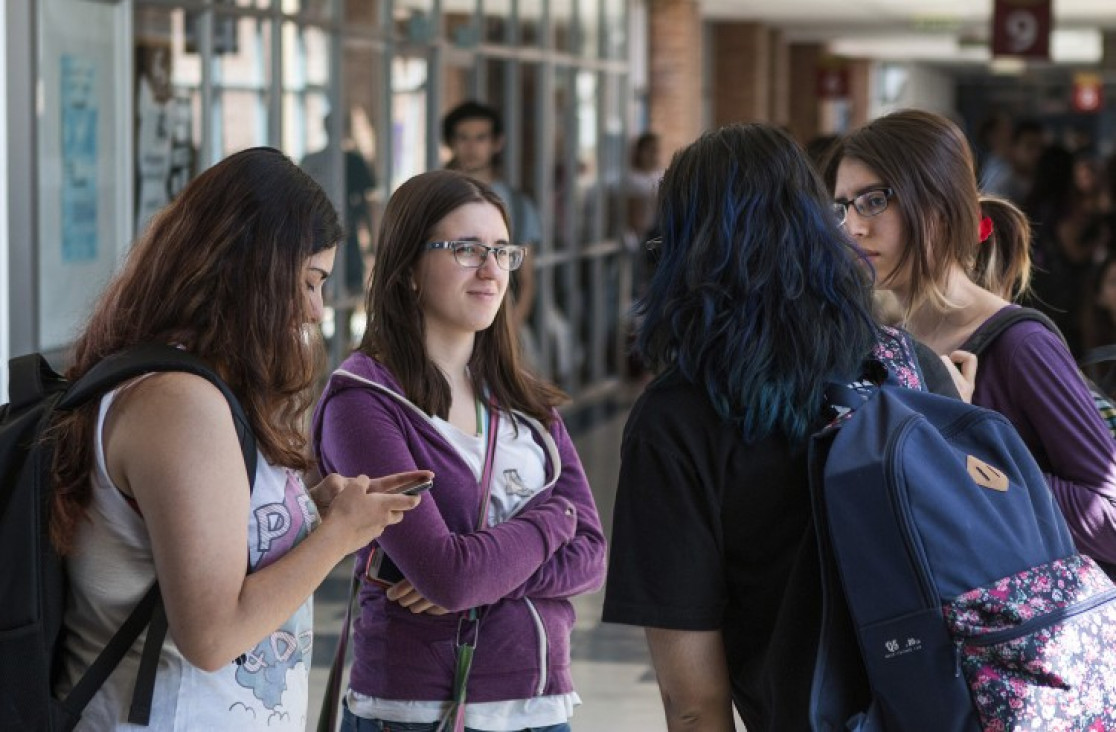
left=959, top=586, right=1116, bottom=647
left=886, top=417, right=938, bottom=608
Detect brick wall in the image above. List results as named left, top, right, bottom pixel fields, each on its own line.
left=711, top=22, right=771, bottom=127
left=648, top=0, right=703, bottom=160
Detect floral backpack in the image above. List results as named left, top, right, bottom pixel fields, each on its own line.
left=809, top=326, right=1116, bottom=731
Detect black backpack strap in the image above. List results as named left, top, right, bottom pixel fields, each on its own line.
left=56, top=344, right=257, bottom=727
left=59, top=583, right=161, bottom=729
left=127, top=592, right=167, bottom=725
left=59, top=343, right=257, bottom=483
left=960, top=307, right=1067, bottom=355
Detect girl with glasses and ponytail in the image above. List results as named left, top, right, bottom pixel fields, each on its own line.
left=312, top=169, right=605, bottom=732
left=824, top=108, right=1116, bottom=571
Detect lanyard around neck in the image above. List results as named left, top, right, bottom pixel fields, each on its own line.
left=475, top=398, right=499, bottom=531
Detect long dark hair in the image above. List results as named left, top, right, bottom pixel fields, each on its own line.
left=639, top=123, right=878, bottom=444
left=50, top=147, right=341, bottom=553
left=359, top=169, right=563, bottom=424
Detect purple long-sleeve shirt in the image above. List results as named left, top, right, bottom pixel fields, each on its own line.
left=311, top=353, right=606, bottom=703
left=972, top=308, right=1116, bottom=564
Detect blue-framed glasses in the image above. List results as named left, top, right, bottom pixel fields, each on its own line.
left=425, top=241, right=525, bottom=271
left=833, top=187, right=894, bottom=225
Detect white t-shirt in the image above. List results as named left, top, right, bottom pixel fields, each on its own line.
left=56, top=382, right=318, bottom=730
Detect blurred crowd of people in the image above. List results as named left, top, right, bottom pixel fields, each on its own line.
left=974, top=113, right=1116, bottom=365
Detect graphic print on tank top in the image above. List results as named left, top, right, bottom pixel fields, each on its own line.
left=233, top=468, right=318, bottom=713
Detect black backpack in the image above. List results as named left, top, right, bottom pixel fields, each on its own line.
left=0, top=343, right=257, bottom=731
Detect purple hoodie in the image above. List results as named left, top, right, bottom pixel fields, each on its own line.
left=311, top=352, right=606, bottom=703
left=973, top=306, right=1116, bottom=565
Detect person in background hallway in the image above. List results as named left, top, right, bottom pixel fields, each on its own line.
left=975, top=111, right=1013, bottom=194
left=602, top=123, right=954, bottom=731
left=301, top=110, right=379, bottom=297
left=49, top=147, right=423, bottom=729
left=984, top=117, right=1044, bottom=205
left=825, top=108, right=1116, bottom=569
left=1022, top=144, right=1110, bottom=356
left=443, top=101, right=540, bottom=338
left=622, top=131, right=663, bottom=381
left=313, top=169, right=605, bottom=732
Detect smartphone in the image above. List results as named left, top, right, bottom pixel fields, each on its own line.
left=386, top=476, right=434, bottom=496
left=363, top=546, right=404, bottom=587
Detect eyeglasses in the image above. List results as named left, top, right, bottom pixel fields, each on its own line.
left=425, top=241, right=525, bottom=271
left=832, top=187, right=894, bottom=225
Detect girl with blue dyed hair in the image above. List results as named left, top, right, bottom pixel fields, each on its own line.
left=601, top=123, right=953, bottom=730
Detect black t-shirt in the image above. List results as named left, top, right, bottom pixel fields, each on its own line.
left=602, top=345, right=953, bottom=730
left=602, top=371, right=839, bottom=729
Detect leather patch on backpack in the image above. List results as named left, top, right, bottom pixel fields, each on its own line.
left=967, top=455, right=1009, bottom=492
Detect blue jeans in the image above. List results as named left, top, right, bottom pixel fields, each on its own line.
left=340, top=706, right=571, bottom=732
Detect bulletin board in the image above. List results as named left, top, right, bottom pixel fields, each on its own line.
left=37, top=0, right=131, bottom=351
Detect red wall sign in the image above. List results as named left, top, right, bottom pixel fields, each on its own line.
left=816, top=67, right=849, bottom=100
left=1073, top=73, right=1103, bottom=113
left=991, top=0, right=1052, bottom=59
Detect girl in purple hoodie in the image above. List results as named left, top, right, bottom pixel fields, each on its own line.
left=313, top=169, right=606, bottom=732
left=825, top=109, right=1116, bottom=568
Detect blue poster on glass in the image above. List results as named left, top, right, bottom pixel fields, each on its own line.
left=61, top=54, right=98, bottom=262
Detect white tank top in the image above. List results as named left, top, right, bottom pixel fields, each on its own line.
left=55, top=380, right=319, bottom=730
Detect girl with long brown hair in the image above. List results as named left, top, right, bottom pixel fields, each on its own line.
left=50, top=147, right=424, bottom=729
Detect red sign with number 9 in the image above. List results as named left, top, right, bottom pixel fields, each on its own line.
left=991, top=0, right=1051, bottom=59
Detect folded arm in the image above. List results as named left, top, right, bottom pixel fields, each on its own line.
left=316, top=386, right=579, bottom=611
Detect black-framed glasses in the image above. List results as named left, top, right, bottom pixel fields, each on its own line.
left=425, top=241, right=525, bottom=271
left=832, top=187, right=894, bottom=225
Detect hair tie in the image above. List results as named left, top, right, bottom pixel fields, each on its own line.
left=979, top=216, right=994, bottom=243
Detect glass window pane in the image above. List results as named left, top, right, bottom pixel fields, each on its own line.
left=519, top=0, right=543, bottom=47
left=576, top=70, right=600, bottom=243
left=281, top=0, right=333, bottom=21
left=211, top=14, right=271, bottom=88
left=391, top=55, right=428, bottom=189
left=582, top=0, right=601, bottom=59
left=134, top=6, right=200, bottom=233
left=482, top=0, right=510, bottom=44
left=234, top=0, right=272, bottom=9
left=445, top=0, right=478, bottom=48
left=218, top=89, right=268, bottom=154
left=553, top=0, right=572, bottom=52
left=343, top=0, right=383, bottom=28
left=394, top=0, right=436, bottom=42
left=604, top=0, right=626, bottom=59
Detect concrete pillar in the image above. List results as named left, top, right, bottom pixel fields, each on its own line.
left=648, top=0, right=703, bottom=159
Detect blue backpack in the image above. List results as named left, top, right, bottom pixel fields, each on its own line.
left=808, top=359, right=1116, bottom=731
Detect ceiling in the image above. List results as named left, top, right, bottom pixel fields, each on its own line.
left=699, top=0, right=1116, bottom=68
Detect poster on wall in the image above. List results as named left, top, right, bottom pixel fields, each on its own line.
left=38, top=0, right=130, bottom=351
left=60, top=53, right=99, bottom=262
